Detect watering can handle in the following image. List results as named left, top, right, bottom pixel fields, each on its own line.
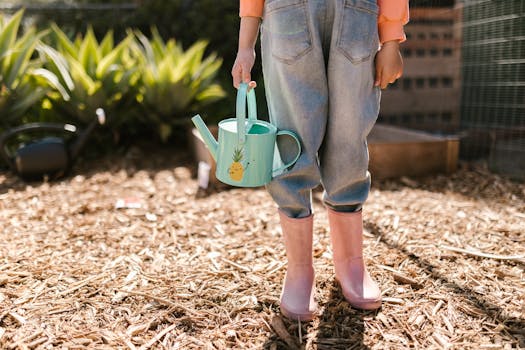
left=236, top=82, right=257, bottom=144
left=272, top=130, right=302, bottom=176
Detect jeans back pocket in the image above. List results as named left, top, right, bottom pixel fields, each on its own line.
left=337, top=0, right=379, bottom=64
left=262, top=0, right=312, bottom=64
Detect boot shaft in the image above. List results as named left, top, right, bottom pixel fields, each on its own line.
left=327, top=208, right=364, bottom=262
left=278, top=210, right=314, bottom=267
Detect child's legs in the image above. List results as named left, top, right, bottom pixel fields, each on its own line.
left=320, top=0, right=381, bottom=212
left=261, top=0, right=331, bottom=218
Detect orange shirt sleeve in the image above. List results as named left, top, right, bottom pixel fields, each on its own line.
left=240, top=0, right=264, bottom=17
left=239, top=0, right=409, bottom=44
left=378, top=0, right=409, bottom=44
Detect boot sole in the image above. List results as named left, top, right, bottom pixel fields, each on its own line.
left=336, top=279, right=382, bottom=310
left=280, top=305, right=317, bottom=322
left=345, top=297, right=382, bottom=310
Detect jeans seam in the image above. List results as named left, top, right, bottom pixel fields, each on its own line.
left=267, top=1, right=313, bottom=65
left=265, top=0, right=307, bottom=15
left=336, top=2, right=378, bottom=64
left=342, top=0, right=379, bottom=15
left=272, top=45, right=313, bottom=65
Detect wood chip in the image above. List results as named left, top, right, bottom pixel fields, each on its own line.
left=1, top=154, right=523, bottom=348
left=8, top=312, right=26, bottom=325
left=439, top=245, right=525, bottom=262
left=139, top=323, right=177, bottom=350
left=270, top=316, right=299, bottom=349
left=379, top=265, right=424, bottom=288
left=382, top=297, right=405, bottom=305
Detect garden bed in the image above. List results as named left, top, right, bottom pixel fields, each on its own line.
left=368, top=124, right=459, bottom=179
left=0, top=148, right=524, bottom=349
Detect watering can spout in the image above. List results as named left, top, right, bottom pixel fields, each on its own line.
left=192, top=114, right=218, bottom=161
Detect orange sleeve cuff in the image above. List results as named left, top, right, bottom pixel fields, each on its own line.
left=240, top=0, right=264, bottom=17
left=378, top=0, right=409, bottom=44
left=378, top=21, right=407, bottom=44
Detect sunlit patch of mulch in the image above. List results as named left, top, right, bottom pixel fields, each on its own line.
left=0, top=148, right=524, bottom=349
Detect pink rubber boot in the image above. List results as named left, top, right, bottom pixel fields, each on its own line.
left=327, top=208, right=381, bottom=310
left=278, top=210, right=318, bottom=321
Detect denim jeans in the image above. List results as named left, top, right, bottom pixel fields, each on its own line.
left=261, top=0, right=381, bottom=218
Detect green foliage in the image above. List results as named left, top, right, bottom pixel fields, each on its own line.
left=0, top=10, right=69, bottom=129
left=25, top=0, right=266, bottom=123
left=132, top=28, right=225, bottom=141
left=40, top=24, right=140, bottom=127
left=0, top=8, right=228, bottom=147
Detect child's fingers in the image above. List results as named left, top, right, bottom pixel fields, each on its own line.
left=232, top=65, right=256, bottom=90
left=374, top=67, right=382, bottom=87
left=248, top=81, right=257, bottom=91
left=379, top=70, right=390, bottom=89
left=231, top=65, right=242, bottom=88
left=242, top=65, right=251, bottom=85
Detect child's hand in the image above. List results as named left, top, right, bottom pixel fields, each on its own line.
left=232, top=48, right=256, bottom=89
left=374, top=40, right=404, bottom=89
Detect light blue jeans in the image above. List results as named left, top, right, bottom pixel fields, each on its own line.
left=261, top=0, right=381, bottom=218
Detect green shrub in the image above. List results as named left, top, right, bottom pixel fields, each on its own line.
left=39, top=24, right=140, bottom=130
left=131, top=28, right=225, bottom=141
left=0, top=10, right=69, bottom=130
left=1, top=8, right=229, bottom=147
left=27, top=0, right=267, bottom=122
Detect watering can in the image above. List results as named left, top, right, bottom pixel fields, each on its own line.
left=192, top=83, right=301, bottom=187
left=0, top=108, right=106, bottom=181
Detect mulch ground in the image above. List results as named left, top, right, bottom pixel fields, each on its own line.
left=0, top=147, right=524, bottom=349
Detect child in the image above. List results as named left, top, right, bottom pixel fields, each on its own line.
left=232, top=0, right=409, bottom=321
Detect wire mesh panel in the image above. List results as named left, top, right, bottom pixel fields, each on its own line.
left=379, top=0, right=524, bottom=179
left=460, top=0, right=525, bottom=179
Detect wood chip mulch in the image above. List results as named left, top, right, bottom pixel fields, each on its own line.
left=0, top=148, right=524, bottom=349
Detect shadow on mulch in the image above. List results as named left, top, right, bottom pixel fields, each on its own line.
left=365, top=220, right=525, bottom=345
left=371, top=163, right=525, bottom=204
left=314, top=280, right=370, bottom=350
left=0, top=144, right=196, bottom=195
left=261, top=280, right=374, bottom=349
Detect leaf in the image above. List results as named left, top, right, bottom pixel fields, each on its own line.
left=187, top=41, right=208, bottom=74
left=195, top=84, right=226, bottom=104
left=0, top=10, right=24, bottom=65
left=31, top=68, right=70, bottom=101
left=78, top=27, right=100, bottom=77
left=96, top=36, right=131, bottom=79
left=4, top=28, right=40, bottom=88
left=135, top=30, right=156, bottom=64
left=51, top=23, right=77, bottom=58
left=69, top=59, right=97, bottom=95
left=36, top=43, right=75, bottom=91
left=99, top=30, right=114, bottom=57
left=9, top=86, right=47, bottom=121
left=200, top=55, right=222, bottom=80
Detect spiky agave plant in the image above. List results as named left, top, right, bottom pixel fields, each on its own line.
left=0, top=10, right=70, bottom=129
left=39, top=24, right=140, bottom=127
left=132, top=28, right=226, bottom=141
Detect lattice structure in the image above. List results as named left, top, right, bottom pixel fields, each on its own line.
left=460, top=0, right=525, bottom=178
left=379, top=0, right=524, bottom=178
left=379, top=3, right=462, bottom=135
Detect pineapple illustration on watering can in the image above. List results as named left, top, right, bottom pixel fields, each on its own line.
left=229, top=146, right=245, bottom=181
left=192, top=83, right=301, bottom=187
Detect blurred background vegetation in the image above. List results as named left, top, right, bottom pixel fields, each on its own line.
left=1, top=0, right=264, bottom=152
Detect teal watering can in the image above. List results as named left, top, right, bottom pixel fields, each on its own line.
left=192, top=83, right=301, bottom=187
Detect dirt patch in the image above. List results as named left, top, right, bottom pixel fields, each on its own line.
left=0, top=149, right=524, bottom=349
